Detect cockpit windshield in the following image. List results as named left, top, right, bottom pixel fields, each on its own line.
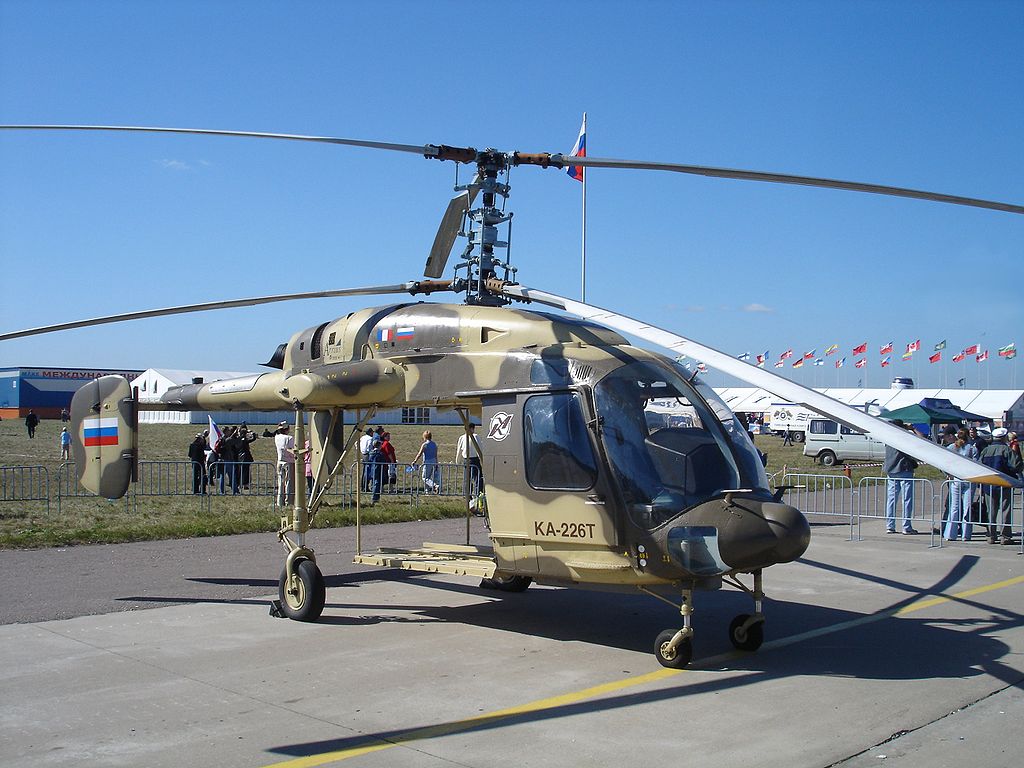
left=594, top=359, right=770, bottom=529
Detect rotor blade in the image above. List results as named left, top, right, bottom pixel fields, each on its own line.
left=424, top=180, right=481, bottom=278
left=542, top=154, right=1024, bottom=215
left=0, top=281, right=453, bottom=341
left=499, top=283, right=1019, bottom=487
left=0, top=124, right=443, bottom=158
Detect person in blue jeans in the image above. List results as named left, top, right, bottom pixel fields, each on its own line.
left=884, top=420, right=920, bottom=534
left=943, top=429, right=978, bottom=541
left=412, top=431, right=441, bottom=494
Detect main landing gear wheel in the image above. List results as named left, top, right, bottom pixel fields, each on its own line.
left=278, top=559, right=326, bottom=622
left=728, top=613, right=765, bottom=651
left=479, top=574, right=532, bottom=592
left=654, top=629, right=693, bottom=669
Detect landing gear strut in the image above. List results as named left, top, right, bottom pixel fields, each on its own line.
left=643, top=585, right=695, bottom=669
left=725, top=570, right=765, bottom=652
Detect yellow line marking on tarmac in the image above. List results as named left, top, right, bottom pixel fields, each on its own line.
left=261, top=573, right=1024, bottom=767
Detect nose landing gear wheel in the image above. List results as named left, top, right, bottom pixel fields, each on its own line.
left=654, top=629, right=693, bottom=669
left=278, top=559, right=326, bottom=622
left=728, top=613, right=764, bottom=651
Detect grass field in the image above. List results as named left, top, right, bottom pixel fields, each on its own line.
left=0, top=418, right=473, bottom=548
left=1, top=416, right=945, bottom=549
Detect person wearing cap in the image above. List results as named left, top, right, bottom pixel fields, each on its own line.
left=274, top=422, right=295, bottom=507
left=979, top=427, right=1021, bottom=544
left=188, top=433, right=207, bottom=494
left=883, top=420, right=921, bottom=535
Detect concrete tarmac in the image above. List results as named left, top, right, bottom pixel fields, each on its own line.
left=1, top=518, right=1022, bottom=767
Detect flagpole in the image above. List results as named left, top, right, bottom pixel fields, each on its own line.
left=580, top=112, right=587, bottom=302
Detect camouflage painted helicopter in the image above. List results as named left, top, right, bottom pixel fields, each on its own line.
left=2, top=124, right=1021, bottom=669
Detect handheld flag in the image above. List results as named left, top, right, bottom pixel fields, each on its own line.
left=208, top=415, right=222, bottom=445
left=567, top=115, right=586, bottom=182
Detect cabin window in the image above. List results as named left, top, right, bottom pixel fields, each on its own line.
left=809, top=419, right=838, bottom=435
left=523, top=392, right=598, bottom=491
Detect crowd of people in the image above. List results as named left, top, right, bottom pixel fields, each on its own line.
left=183, top=421, right=486, bottom=510
left=884, top=422, right=1022, bottom=544
left=188, top=424, right=260, bottom=496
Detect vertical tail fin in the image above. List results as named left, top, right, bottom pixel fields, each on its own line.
left=70, top=375, right=137, bottom=499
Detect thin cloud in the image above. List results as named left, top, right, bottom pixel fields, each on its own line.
left=157, top=158, right=193, bottom=171
left=743, top=303, right=775, bottom=313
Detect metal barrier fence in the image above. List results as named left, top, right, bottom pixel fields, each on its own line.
left=855, top=476, right=941, bottom=546
left=3, top=460, right=1020, bottom=553
left=0, top=465, right=49, bottom=515
left=346, top=461, right=483, bottom=506
left=774, top=472, right=1022, bottom=552
left=780, top=473, right=856, bottom=539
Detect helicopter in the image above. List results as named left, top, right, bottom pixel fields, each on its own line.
left=1, top=124, right=1021, bottom=669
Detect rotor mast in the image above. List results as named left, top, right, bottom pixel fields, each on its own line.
left=442, top=149, right=517, bottom=306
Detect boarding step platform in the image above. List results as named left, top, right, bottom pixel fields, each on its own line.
left=353, top=541, right=497, bottom=579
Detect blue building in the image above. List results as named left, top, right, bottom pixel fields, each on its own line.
left=0, top=366, right=143, bottom=420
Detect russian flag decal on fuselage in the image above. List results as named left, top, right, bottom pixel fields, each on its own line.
left=395, top=327, right=415, bottom=340
left=83, top=417, right=119, bottom=447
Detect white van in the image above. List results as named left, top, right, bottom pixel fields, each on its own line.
left=767, top=403, right=816, bottom=443
left=802, top=418, right=887, bottom=466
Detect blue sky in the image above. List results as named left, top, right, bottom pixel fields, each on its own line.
left=1, top=0, right=1021, bottom=390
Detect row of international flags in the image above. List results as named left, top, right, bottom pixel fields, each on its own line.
left=735, top=341, right=1017, bottom=369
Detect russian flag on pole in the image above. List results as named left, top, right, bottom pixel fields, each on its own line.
left=567, top=115, right=586, bottom=182
left=83, top=417, right=119, bottom=447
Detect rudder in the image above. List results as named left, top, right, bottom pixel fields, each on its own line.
left=70, top=375, right=137, bottom=499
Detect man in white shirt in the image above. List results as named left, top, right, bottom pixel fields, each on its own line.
left=456, top=423, right=484, bottom=497
left=274, top=422, right=295, bottom=507
left=358, top=427, right=374, bottom=491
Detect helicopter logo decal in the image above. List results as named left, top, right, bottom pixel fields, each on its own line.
left=487, top=411, right=514, bottom=441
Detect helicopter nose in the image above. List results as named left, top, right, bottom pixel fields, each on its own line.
left=761, top=502, right=811, bottom=563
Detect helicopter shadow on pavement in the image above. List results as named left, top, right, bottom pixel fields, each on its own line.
left=311, top=553, right=1023, bottom=679
left=265, top=559, right=1024, bottom=763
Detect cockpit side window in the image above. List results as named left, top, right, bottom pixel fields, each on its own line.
left=523, top=392, right=598, bottom=491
